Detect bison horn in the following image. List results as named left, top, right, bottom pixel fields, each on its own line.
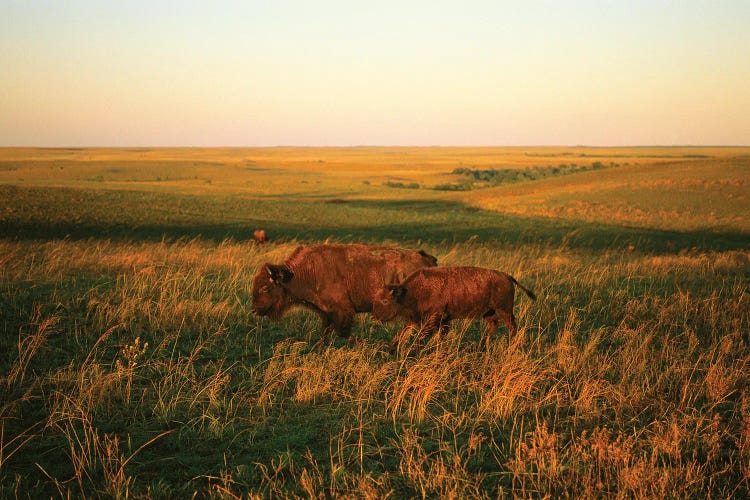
left=387, top=284, right=406, bottom=300
left=267, top=264, right=294, bottom=284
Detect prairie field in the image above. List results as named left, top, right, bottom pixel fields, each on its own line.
left=1, top=147, right=749, bottom=498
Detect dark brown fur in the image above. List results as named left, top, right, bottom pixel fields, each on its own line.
left=373, top=266, right=535, bottom=347
left=251, top=244, right=438, bottom=342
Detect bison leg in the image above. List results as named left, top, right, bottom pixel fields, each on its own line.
left=498, top=310, right=518, bottom=337
left=319, top=314, right=335, bottom=345
left=331, top=311, right=354, bottom=339
left=484, top=316, right=499, bottom=348
left=315, top=308, right=354, bottom=347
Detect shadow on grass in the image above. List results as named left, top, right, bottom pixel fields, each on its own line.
left=1, top=185, right=748, bottom=253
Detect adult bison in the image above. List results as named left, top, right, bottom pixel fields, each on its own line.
left=251, top=244, right=438, bottom=342
left=253, top=229, right=268, bottom=244
left=373, top=266, right=535, bottom=348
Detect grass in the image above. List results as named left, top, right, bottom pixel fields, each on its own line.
left=1, top=147, right=749, bottom=497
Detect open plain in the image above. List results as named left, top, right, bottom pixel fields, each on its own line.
left=1, top=147, right=749, bottom=497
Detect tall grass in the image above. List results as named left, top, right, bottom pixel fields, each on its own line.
left=1, top=236, right=747, bottom=497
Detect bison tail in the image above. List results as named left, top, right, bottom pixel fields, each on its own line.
left=507, top=275, right=536, bottom=301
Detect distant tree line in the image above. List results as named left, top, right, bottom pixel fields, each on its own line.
left=379, top=161, right=623, bottom=192
left=433, top=161, right=618, bottom=191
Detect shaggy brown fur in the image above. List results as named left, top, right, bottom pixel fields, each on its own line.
left=251, top=244, right=437, bottom=342
left=373, top=266, right=535, bottom=347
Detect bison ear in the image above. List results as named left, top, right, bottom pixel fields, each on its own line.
left=387, top=284, right=407, bottom=301
left=267, top=264, right=294, bottom=284
left=418, top=249, right=438, bottom=266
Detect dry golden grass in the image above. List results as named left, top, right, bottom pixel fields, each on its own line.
left=1, top=235, right=748, bottom=497
left=3, top=146, right=748, bottom=199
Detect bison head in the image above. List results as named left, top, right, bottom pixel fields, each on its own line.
left=251, top=263, right=294, bottom=320
left=372, top=283, right=408, bottom=322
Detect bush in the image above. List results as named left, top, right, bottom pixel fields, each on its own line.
left=383, top=181, right=420, bottom=189
left=432, top=183, right=470, bottom=191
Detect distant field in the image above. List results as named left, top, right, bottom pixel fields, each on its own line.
left=1, top=147, right=749, bottom=497
left=1, top=146, right=748, bottom=236
left=1, top=145, right=748, bottom=199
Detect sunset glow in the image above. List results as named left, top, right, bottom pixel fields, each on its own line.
left=2, top=1, right=749, bottom=146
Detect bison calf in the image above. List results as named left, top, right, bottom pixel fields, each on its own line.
left=373, top=266, right=536, bottom=348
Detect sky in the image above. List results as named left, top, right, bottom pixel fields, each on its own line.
left=1, top=0, right=749, bottom=146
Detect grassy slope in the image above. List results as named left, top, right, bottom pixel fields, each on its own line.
left=0, top=148, right=749, bottom=497
left=467, top=156, right=750, bottom=232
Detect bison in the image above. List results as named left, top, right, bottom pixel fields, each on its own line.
left=253, top=229, right=268, bottom=244
left=251, top=243, right=438, bottom=342
left=373, top=266, right=536, bottom=348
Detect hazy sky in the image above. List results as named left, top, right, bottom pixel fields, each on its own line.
left=2, top=1, right=749, bottom=146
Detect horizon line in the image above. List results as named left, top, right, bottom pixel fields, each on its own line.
left=2, top=144, right=749, bottom=149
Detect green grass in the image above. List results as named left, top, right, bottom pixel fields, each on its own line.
left=1, top=148, right=749, bottom=498
left=2, top=184, right=747, bottom=254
